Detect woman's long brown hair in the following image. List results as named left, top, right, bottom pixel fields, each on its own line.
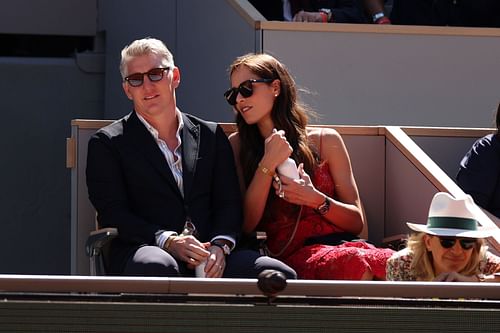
left=228, top=53, right=318, bottom=187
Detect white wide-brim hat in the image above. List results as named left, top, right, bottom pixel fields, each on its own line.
left=406, top=192, right=495, bottom=239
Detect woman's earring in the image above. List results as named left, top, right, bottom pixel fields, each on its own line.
left=274, top=94, right=278, bottom=97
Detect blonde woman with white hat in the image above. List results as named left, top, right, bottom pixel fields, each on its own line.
left=386, top=192, right=500, bottom=282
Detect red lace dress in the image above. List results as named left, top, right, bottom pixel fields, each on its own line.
left=260, top=162, right=394, bottom=280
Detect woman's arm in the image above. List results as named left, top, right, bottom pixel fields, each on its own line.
left=228, top=131, right=291, bottom=233
left=275, top=128, right=363, bottom=234
left=311, top=128, right=364, bottom=234
left=385, top=249, right=414, bottom=281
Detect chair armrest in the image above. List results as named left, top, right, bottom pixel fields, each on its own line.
left=85, top=227, right=118, bottom=257
left=238, top=231, right=268, bottom=255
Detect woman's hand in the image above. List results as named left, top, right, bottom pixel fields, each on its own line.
left=274, top=163, right=325, bottom=208
left=433, top=271, right=479, bottom=282
left=261, top=129, right=292, bottom=170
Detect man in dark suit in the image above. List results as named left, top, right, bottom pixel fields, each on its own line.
left=86, top=37, right=296, bottom=278
left=390, top=0, right=500, bottom=27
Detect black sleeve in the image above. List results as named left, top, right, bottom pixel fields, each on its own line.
left=209, top=125, right=244, bottom=241
left=456, top=135, right=500, bottom=210
left=86, top=132, right=160, bottom=245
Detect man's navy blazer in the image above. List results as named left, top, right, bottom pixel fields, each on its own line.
left=86, top=111, right=243, bottom=273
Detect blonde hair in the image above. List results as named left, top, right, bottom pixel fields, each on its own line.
left=119, top=37, right=174, bottom=79
left=407, top=233, right=487, bottom=281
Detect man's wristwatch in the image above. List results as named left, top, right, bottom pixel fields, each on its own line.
left=211, top=240, right=231, bottom=256
left=315, top=197, right=330, bottom=215
left=372, top=12, right=385, bottom=23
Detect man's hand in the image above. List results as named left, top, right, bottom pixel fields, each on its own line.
left=201, top=246, right=226, bottom=278
left=167, top=235, right=210, bottom=265
left=293, top=11, right=323, bottom=22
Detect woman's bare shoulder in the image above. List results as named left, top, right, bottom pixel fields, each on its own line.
left=306, top=127, right=343, bottom=147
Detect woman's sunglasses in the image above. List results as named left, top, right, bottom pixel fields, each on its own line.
left=124, top=67, right=170, bottom=87
left=224, top=79, right=273, bottom=106
left=438, top=237, right=476, bottom=250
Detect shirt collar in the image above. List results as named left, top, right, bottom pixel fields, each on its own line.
left=136, top=108, right=184, bottom=140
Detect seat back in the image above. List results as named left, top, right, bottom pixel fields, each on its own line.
left=68, top=121, right=500, bottom=274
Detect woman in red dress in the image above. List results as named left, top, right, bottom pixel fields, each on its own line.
left=225, top=53, right=393, bottom=280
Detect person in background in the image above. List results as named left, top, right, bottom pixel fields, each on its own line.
left=456, top=102, right=500, bottom=219
left=386, top=192, right=500, bottom=282
left=249, top=0, right=369, bottom=23
left=86, top=37, right=296, bottom=279
left=362, top=0, right=391, bottom=24
left=390, top=0, right=500, bottom=28
left=225, top=53, right=394, bottom=280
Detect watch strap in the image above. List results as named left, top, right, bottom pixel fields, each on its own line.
left=211, top=240, right=231, bottom=255
left=372, top=12, right=385, bottom=23
left=314, top=197, right=330, bottom=215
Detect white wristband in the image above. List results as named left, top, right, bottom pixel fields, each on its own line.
left=372, top=12, right=385, bottom=23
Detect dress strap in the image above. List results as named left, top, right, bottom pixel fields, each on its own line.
left=319, top=128, right=325, bottom=160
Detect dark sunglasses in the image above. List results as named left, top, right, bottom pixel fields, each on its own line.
left=438, top=237, right=476, bottom=250
left=224, top=79, right=274, bottom=106
left=124, top=67, right=170, bottom=87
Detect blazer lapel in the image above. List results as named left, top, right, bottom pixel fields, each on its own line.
left=125, top=112, right=183, bottom=197
left=181, top=114, right=200, bottom=198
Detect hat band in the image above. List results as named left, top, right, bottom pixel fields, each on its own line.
left=427, top=216, right=478, bottom=231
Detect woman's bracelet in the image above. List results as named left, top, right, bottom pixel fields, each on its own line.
left=258, top=162, right=276, bottom=177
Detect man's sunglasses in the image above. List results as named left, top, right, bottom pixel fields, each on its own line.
left=124, top=67, right=170, bottom=87
left=224, top=79, right=274, bottom=106
left=438, top=237, right=476, bottom=250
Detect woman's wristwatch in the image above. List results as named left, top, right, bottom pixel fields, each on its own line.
left=315, top=197, right=331, bottom=215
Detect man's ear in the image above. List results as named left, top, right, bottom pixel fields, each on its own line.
left=272, top=79, right=281, bottom=96
left=172, top=67, right=181, bottom=88
left=122, top=82, right=133, bottom=100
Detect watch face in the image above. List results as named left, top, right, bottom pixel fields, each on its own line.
left=316, top=199, right=330, bottom=215
left=213, top=241, right=231, bottom=255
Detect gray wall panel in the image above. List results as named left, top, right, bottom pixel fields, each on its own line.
left=176, top=0, right=258, bottom=122
left=385, top=141, right=438, bottom=237
left=0, top=0, right=96, bottom=36
left=99, top=0, right=177, bottom=119
left=343, top=135, right=385, bottom=243
left=412, top=136, right=481, bottom=179
left=100, top=0, right=258, bottom=122
left=263, top=29, right=500, bottom=127
left=0, top=58, right=103, bottom=274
